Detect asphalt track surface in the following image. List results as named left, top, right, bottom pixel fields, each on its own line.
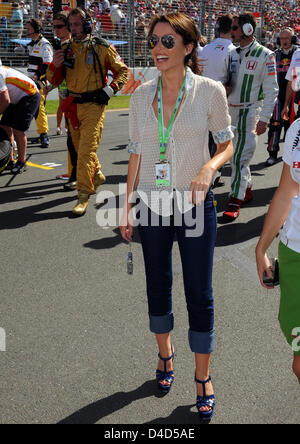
left=0, top=111, right=299, bottom=425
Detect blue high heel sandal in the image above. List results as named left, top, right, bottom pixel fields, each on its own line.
left=156, top=347, right=175, bottom=392
left=195, top=376, right=215, bottom=423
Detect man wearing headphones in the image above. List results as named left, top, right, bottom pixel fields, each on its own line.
left=47, top=8, right=128, bottom=216
left=26, top=18, right=53, bottom=149
left=266, top=28, right=299, bottom=167
left=223, top=12, right=278, bottom=221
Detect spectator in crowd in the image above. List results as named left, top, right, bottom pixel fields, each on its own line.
left=100, top=8, right=113, bottom=33
left=0, top=16, right=8, bottom=49
left=10, top=2, right=23, bottom=40
left=48, top=7, right=127, bottom=216
left=0, top=65, right=40, bottom=174
left=26, top=18, right=53, bottom=149
left=223, top=12, right=278, bottom=221
left=95, top=14, right=102, bottom=34
left=19, top=2, right=29, bottom=17
left=266, top=28, right=299, bottom=167
left=102, top=0, right=111, bottom=11
left=110, top=1, right=124, bottom=33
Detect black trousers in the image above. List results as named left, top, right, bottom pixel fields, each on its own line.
left=66, top=120, right=77, bottom=182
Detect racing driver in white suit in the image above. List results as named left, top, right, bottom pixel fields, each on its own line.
left=223, top=12, right=278, bottom=220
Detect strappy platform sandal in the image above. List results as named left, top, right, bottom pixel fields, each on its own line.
left=156, top=347, right=175, bottom=393
left=195, top=376, right=215, bottom=423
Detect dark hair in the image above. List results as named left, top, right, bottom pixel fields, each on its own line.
left=54, top=11, right=68, bottom=25
left=148, top=13, right=201, bottom=75
left=199, top=35, right=207, bottom=47
left=27, top=18, right=42, bottom=34
left=217, top=13, right=233, bottom=35
left=238, top=12, right=256, bottom=33
left=68, top=7, right=92, bottom=22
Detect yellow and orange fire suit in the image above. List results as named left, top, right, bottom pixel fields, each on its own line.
left=47, top=36, right=128, bottom=194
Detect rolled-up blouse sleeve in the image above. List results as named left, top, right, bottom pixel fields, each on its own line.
left=127, top=90, right=142, bottom=155
left=208, top=82, right=235, bottom=144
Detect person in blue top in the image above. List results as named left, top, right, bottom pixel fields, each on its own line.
left=10, top=3, right=23, bottom=39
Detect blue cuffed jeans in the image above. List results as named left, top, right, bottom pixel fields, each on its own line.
left=138, top=191, right=217, bottom=354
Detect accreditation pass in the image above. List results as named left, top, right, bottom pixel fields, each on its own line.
left=155, top=160, right=171, bottom=188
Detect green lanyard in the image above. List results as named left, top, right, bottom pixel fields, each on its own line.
left=157, top=74, right=186, bottom=161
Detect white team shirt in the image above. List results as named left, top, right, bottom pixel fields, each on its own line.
left=286, top=49, right=300, bottom=91
left=200, top=38, right=235, bottom=82
left=281, top=118, right=300, bottom=253
left=27, top=37, right=53, bottom=80
left=0, top=66, right=38, bottom=104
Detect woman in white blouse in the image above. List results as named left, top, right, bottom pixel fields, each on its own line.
left=256, top=117, right=300, bottom=385
left=120, top=13, right=234, bottom=422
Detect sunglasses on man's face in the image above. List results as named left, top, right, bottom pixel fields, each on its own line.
left=231, top=26, right=240, bottom=31
left=54, top=24, right=65, bottom=30
left=148, top=34, right=176, bottom=50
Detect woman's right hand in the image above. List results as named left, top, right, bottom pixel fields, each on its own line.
left=119, top=208, right=134, bottom=243
left=256, top=247, right=274, bottom=289
left=120, top=222, right=134, bottom=243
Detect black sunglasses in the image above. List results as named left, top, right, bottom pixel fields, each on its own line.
left=54, top=24, right=65, bottom=30
left=231, top=25, right=240, bottom=31
left=148, top=34, right=176, bottom=50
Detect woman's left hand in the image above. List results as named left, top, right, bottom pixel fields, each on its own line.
left=189, top=166, right=214, bottom=206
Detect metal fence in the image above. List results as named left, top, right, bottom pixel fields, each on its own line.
left=0, top=1, right=36, bottom=66
left=0, top=0, right=293, bottom=69
left=126, top=0, right=267, bottom=68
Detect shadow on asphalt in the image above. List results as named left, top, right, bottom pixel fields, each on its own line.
left=215, top=186, right=277, bottom=246
left=215, top=186, right=277, bottom=214
left=0, top=183, right=77, bottom=229
left=57, top=380, right=199, bottom=425
left=113, top=160, right=129, bottom=166
left=216, top=214, right=266, bottom=247
left=105, top=174, right=127, bottom=185
left=109, top=144, right=128, bottom=151
left=83, top=228, right=141, bottom=250
left=86, top=184, right=277, bottom=250
left=145, top=405, right=199, bottom=425
left=221, top=158, right=283, bottom=178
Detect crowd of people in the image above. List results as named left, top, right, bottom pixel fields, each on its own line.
left=0, top=0, right=300, bottom=50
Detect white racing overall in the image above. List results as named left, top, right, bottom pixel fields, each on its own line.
left=228, top=40, right=278, bottom=200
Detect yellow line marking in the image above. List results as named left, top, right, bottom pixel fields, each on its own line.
left=27, top=161, right=54, bottom=170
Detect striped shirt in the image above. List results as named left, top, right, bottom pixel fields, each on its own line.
left=0, top=66, right=38, bottom=104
